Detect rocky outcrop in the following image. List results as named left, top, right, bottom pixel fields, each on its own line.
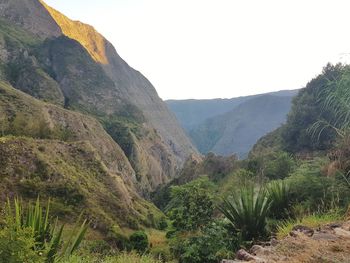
left=0, top=0, right=61, bottom=38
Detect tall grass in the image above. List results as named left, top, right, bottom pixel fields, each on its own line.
left=276, top=212, right=342, bottom=239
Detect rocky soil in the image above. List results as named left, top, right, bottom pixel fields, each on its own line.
left=223, top=220, right=350, bottom=263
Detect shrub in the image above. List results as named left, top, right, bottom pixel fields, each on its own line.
left=170, top=220, right=237, bottom=263
left=264, top=152, right=295, bottom=179
left=167, top=177, right=215, bottom=231
left=219, top=185, right=271, bottom=241
left=157, top=217, right=168, bottom=230
left=2, top=197, right=88, bottom=262
left=0, top=226, right=44, bottom=263
left=129, top=231, right=149, bottom=253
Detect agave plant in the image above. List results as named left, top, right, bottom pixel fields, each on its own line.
left=267, top=180, right=291, bottom=219
left=5, top=197, right=88, bottom=263
left=218, top=185, right=271, bottom=241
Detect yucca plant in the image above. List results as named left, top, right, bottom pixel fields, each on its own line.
left=267, top=180, right=291, bottom=219
left=218, top=186, right=271, bottom=241
left=4, top=197, right=88, bottom=263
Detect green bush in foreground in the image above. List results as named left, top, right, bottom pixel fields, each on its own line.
left=0, top=197, right=88, bottom=263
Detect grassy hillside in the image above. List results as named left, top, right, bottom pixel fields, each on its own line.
left=0, top=81, right=166, bottom=236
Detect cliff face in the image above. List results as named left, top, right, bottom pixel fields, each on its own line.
left=0, top=0, right=61, bottom=38
left=0, top=0, right=198, bottom=194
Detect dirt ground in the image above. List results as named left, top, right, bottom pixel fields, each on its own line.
left=231, top=221, right=350, bottom=263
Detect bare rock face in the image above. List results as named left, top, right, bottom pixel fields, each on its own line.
left=0, top=0, right=61, bottom=38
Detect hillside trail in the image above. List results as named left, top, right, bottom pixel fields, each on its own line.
left=224, top=220, right=350, bottom=263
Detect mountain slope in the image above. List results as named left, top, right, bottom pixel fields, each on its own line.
left=0, top=0, right=198, bottom=194
left=190, top=95, right=294, bottom=158
left=0, top=80, right=165, bottom=232
left=166, top=90, right=298, bottom=132
left=42, top=1, right=197, bottom=165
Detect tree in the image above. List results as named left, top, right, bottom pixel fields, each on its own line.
left=167, top=177, right=215, bottom=231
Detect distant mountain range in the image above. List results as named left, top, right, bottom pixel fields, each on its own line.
left=166, top=90, right=298, bottom=158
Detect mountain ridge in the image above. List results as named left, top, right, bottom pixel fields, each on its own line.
left=0, top=0, right=198, bottom=195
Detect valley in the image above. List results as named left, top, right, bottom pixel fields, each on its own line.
left=0, top=1, right=349, bottom=263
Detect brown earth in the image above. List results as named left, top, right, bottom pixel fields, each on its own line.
left=229, top=221, right=350, bottom=263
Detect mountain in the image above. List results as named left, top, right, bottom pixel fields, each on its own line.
left=166, top=90, right=297, bottom=158
left=166, top=90, right=297, bottom=132
left=0, top=0, right=197, bottom=193
left=250, top=63, right=347, bottom=157
left=0, top=0, right=197, bottom=234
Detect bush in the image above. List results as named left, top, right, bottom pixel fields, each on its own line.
left=170, top=220, right=237, bottom=263
left=129, top=231, right=149, bottom=253
left=167, top=177, right=215, bottom=231
left=2, top=197, right=88, bottom=263
left=286, top=160, right=350, bottom=213
left=0, top=226, right=44, bottom=263
left=264, top=152, right=295, bottom=179
left=157, top=217, right=168, bottom=230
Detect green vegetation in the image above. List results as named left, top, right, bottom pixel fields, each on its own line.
left=0, top=198, right=87, bottom=263
left=1, top=5, right=350, bottom=261
left=166, top=178, right=215, bottom=231
left=129, top=231, right=149, bottom=253
left=276, top=212, right=342, bottom=239
left=219, top=186, right=270, bottom=241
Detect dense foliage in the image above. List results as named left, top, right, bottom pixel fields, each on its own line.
left=0, top=198, right=88, bottom=263
left=282, top=63, right=346, bottom=152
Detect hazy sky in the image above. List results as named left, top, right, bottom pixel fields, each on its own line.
left=45, top=0, right=350, bottom=100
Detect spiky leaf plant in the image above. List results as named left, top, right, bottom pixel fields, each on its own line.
left=267, top=180, right=291, bottom=219
left=4, top=197, right=88, bottom=263
left=218, top=186, right=271, bottom=241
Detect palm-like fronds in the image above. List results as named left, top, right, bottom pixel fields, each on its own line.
left=309, top=67, right=350, bottom=140
left=218, top=186, right=271, bottom=240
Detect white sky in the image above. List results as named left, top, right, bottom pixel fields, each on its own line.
left=45, top=0, right=350, bottom=100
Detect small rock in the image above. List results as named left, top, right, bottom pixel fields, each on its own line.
left=291, top=225, right=314, bottom=237
left=328, top=223, right=342, bottom=229
left=250, top=245, right=271, bottom=256
left=236, top=249, right=266, bottom=262
left=270, top=238, right=278, bottom=246
left=334, top=227, right=350, bottom=238
left=221, top=260, right=246, bottom=263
